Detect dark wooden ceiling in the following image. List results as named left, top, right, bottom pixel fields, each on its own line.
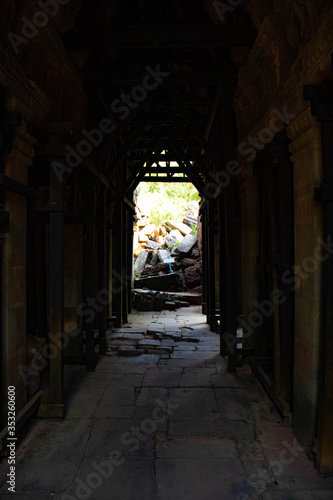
left=61, top=0, right=256, bottom=193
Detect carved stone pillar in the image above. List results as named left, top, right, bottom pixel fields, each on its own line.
left=238, top=170, right=260, bottom=351
left=287, top=107, right=323, bottom=452
left=2, top=122, right=36, bottom=413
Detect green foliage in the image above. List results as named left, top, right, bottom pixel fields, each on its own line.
left=192, top=224, right=198, bottom=237
left=167, top=240, right=180, bottom=252
left=136, top=181, right=199, bottom=225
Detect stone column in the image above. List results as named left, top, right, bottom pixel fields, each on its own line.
left=287, top=108, right=323, bottom=452
left=64, top=225, right=83, bottom=360
left=2, top=122, right=36, bottom=416
left=238, top=170, right=260, bottom=350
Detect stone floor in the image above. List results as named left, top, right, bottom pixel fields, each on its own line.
left=1, top=306, right=333, bottom=500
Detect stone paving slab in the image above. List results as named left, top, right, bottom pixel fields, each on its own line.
left=218, top=419, right=256, bottom=439
left=262, top=490, right=333, bottom=499
left=0, top=495, right=53, bottom=500
left=85, top=431, right=155, bottom=458
left=65, top=393, right=103, bottom=418
left=179, top=367, right=216, bottom=387
left=156, top=457, right=255, bottom=500
left=211, top=373, right=246, bottom=388
left=98, top=387, right=135, bottom=407
left=65, top=457, right=156, bottom=500
left=215, top=388, right=254, bottom=420
left=93, top=406, right=134, bottom=419
left=167, top=420, right=220, bottom=438
left=158, top=358, right=206, bottom=368
left=168, top=388, right=219, bottom=420
left=156, top=438, right=238, bottom=458
left=141, top=366, right=183, bottom=387
left=0, top=419, right=93, bottom=495
left=136, top=387, right=168, bottom=407
left=109, top=373, right=144, bottom=387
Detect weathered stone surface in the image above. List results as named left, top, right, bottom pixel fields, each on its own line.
left=142, top=366, right=183, bottom=387
left=135, top=272, right=181, bottom=292
left=165, top=220, right=192, bottom=235
left=150, top=252, right=160, bottom=266
left=158, top=249, right=171, bottom=262
left=176, top=234, right=198, bottom=255
left=138, top=233, right=148, bottom=243
left=145, top=239, right=160, bottom=250
left=138, top=339, right=161, bottom=347
left=165, top=233, right=178, bottom=247
left=140, top=223, right=156, bottom=236
left=141, top=262, right=169, bottom=276
left=180, top=257, right=197, bottom=268
left=183, top=215, right=198, bottom=228
left=191, top=247, right=201, bottom=259
left=164, top=301, right=177, bottom=310
left=170, top=229, right=184, bottom=242
left=134, top=250, right=148, bottom=273
left=184, top=265, right=201, bottom=289
left=118, top=346, right=144, bottom=356
left=145, top=347, right=173, bottom=355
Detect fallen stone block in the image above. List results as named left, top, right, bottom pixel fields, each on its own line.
left=183, top=215, right=198, bottom=228
left=164, top=300, right=177, bottom=310
left=158, top=249, right=171, bottom=262
left=134, top=250, right=149, bottom=274
left=172, top=333, right=182, bottom=341
left=165, top=220, right=192, bottom=235
left=150, top=252, right=160, bottom=266
left=108, top=339, right=138, bottom=348
left=121, top=333, right=146, bottom=340
left=176, top=234, right=198, bottom=255
left=134, top=272, right=180, bottom=292
left=191, top=247, right=200, bottom=259
left=184, top=265, right=201, bottom=289
left=145, top=240, right=160, bottom=250
left=180, top=334, right=200, bottom=343
left=138, top=339, right=161, bottom=347
left=140, top=224, right=156, bottom=236
left=145, top=346, right=174, bottom=355
left=138, top=233, right=148, bottom=243
left=165, top=233, right=179, bottom=247
left=180, top=257, right=197, bottom=268
left=141, top=263, right=169, bottom=277
left=170, top=229, right=184, bottom=242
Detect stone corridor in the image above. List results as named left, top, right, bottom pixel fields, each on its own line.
left=0, top=306, right=332, bottom=500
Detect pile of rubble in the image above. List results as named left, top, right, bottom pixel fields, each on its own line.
left=133, top=213, right=202, bottom=304
left=107, top=327, right=200, bottom=357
